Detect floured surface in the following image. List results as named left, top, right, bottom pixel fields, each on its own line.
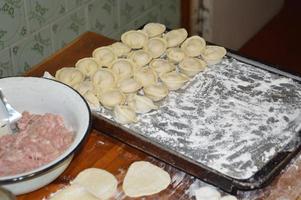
left=95, top=56, right=301, bottom=179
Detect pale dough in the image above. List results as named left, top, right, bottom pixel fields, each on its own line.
left=221, top=195, right=238, bottom=200
left=122, top=161, right=171, bottom=197
left=49, top=184, right=99, bottom=200
left=72, top=168, right=118, bottom=200
left=194, top=186, right=221, bottom=200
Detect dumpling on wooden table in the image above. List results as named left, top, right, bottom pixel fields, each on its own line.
left=143, top=37, right=167, bottom=58
left=128, top=50, right=152, bottom=69
left=181, top=35, right=206, bottom=57
left=134, top=67, right=158, bottom=87
left=201, top=45, right=227, bottom=65
left=55, top=67, right=84, bottom=87
left=163, top=28, right=188, bottom=47
left=166, top=47, right=185, bottom=64
left=121, top=30, right=148, bottom=49
left=98, top=89, right=125, bottom=109
left=160, top=71, right=189, bottom=91
left=111, top=59, right=134, bottom=80
left=92, top=68, right=116, bottom=91
left=178, top=57, right=207, bottom=77
left=149, top=59, right=175, bottom=76
left=92, top=46, right=116, bottom=68
left=113, top=105, right=137, bottom=124
left=143, top=83, right=169, bottom=101
left=111, top=42, right=131, bottom=57
left=75, top=57, right=99, bottom=78
left=143, top=22, right=166, bottom=38
left=127, top=94, right=158, bottom=114
left=118, top=78, right=142, bottom=94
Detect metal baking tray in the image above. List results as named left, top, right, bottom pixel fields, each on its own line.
left=92, top=51, right=301, bottom=194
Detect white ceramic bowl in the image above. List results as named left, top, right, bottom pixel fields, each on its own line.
left=0, top=77, right=91, bottom=195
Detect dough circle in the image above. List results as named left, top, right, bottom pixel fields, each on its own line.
left=194, top=186, right=221, bottom=200
left=72, top=168, right=118, bottom=200
left=49, top=184, right=99, bottom=200
left=122, top=161, right=171, bottom=197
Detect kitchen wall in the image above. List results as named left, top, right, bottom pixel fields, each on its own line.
left=0, top=0, right=181, bottom=77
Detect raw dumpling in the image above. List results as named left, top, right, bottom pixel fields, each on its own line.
left=134, top=67, right=158, bottom=87
left=127, top=94, right=158, bottom=114
left=178, top=57, right=207, bottom=77
left=49, top=184, right=99, bottom=200
left=75, top=57, right=99, bottom=78
left=121, top=30, right=148, bottom=49
left=73, top=80, right=94, bottom=95
left=181, top=36, right=206, bottom=57
left=92, top=46, right=116, bottom=68
left=92, top=69, right=116, bottom=90
left=143, top=37, right=167, bottom=58
left=113, top=105, right=137, bottom=124
left=55, top=67, right=85, bottom=87
left=111, top=42, right=131, bottom=57
left=72, top=168, right=117, bottom=200
left=160, top=71, right=189, bottom=90
left=82, top=91, right=100, bottom=111
left=149, top=59, right=175, bottom=76
left=111, top=59, right=134, bottom=80
left=201, top=45, right=227, bottom=65
left=128, top=50, right=152, bottom=68
left=166, top=47, right=185, bottom=63
left=143, top=83, right=169, bottom=101
left=98, top=89, right=125, bottom=109
left=122, top=161, right=171, bottom=198
left=163, top=28, right=188, bottom=47
left=194, top=186, right=221, bottom=200
left=118, top=78, right=142, bottom=94
left=143, top=23, right=166, bottom=38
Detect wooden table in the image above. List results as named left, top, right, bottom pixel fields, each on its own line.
left=18, top=32, right=300, bottom=200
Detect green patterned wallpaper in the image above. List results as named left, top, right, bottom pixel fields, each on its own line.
left=0, top=0, right=180, bottom=77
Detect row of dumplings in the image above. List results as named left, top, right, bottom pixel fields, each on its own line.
left=53, top=22, right=227, bottom=124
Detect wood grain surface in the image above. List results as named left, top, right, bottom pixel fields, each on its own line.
left=18, top=32, right=300, bottom=200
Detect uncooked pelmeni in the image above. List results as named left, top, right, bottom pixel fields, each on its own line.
left=220, top=195, right=238, bottom=200
left=127, top=94, right=158, bottom=114
left=194, top=186, right=221, bottom=200
left=163, top=28, right=188, bottom=47
left=201, top=45, right=227, bottom=65
left=92, top=69, right=116, bottom=90
left=49, top=184, right=99, bottom=200
left=134, top=67, right=158, bottom=87
left=55, top=67, right=85, bottom=87
left=111, top=42, right=131, bottom=57
left=73, top=80, right=94, bottom=95
left=121, top=30, right=148, bottom=49
left=82, top=91, right=100, bottom=111
left=149, top=59, right=176, bottom=76
left=143, top=83, right=169, bottom=101
left=98, top=89, right=125, bottom=109
left=75, top=57, right=99, bottom=78
left=72, top=168, right=117, bottom=200
left=178, top=57, right=207, bottom=77
left=118, top=78, right=142, bottom=94
left=111, top=59, right=134, bottom=80
left=128, top=50, right=152, bottom=68
left=122, top=161, right=171, bottom=197
left=113, top=105, right=137, bottom=124
left=143, top=23, right=166, bottom=38
left=160, top=71, right=189, bottom=91
left=181, top=35, right=206, bottom=57
left=166, top=47, right=185, bottom=63
left=143, top=37, right=167, bottom=58
left=92, top=46, right=116, bottom=68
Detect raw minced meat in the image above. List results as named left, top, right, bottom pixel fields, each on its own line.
left=0, top=111, right=74, bottom=177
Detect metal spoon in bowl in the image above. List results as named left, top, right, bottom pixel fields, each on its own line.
left=0, top=89, right=21, bottom=135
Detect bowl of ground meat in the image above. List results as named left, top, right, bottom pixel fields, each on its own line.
left=0, top=77, right=91, bottom=195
